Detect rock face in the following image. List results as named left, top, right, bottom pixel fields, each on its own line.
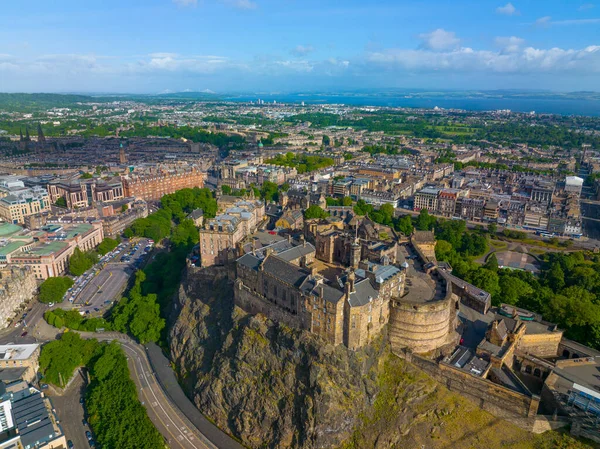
left=170, top=267, right=383, bottom=449
left=169, top=267, right=591, bottom=449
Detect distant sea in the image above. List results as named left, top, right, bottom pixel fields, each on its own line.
left=223, top=93, right=600, bottom=117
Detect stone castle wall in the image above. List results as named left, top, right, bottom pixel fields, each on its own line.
left=518, top=332, right=562, bottom=358
left=400, top=350, right=541, bottom=422
left=388, top=275, right=456, bottom=354
left=234, top=280, right=305, bottom=330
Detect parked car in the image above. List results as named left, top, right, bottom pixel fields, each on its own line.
left=85, top=431, right=92, bottom=441
left=20, top=332, right=27, bottom=337
left=67, top=440, right=74, bottom=449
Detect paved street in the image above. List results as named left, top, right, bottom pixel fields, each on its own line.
left=50, top=371, right=89, bottom=449
left=94, top=335, right=217, bottom=449
left=66, top=238, right=150, bottom=316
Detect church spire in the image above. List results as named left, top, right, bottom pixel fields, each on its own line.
left=37, top=123, right=46, bottom=144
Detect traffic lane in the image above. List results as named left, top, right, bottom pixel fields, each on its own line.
left=146, top=343, right=245, bottom=449
left=119, top=342, right=207, bottom=449
left=0, top=302, right=46, bottom=344
left=51, top=371, right=89, bottom=449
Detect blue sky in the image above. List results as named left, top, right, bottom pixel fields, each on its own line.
left=0, top=0, right=599, bottom=93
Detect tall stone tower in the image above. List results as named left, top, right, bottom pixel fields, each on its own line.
left=119, top=143, right=127, bottom=164
left=350, top=239, right=361, bottom=269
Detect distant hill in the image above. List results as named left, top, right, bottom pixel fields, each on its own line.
left=154, top=91, right=222, bottom=100
left=0, top=93, right=97, bottom=111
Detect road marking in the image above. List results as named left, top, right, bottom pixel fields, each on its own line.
left=121, top=343, right=204, bottom=449
left=124, top=345, right=189, bottom=449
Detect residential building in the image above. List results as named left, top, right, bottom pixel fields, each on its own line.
left=0, top=345, right=40, bottom=384
left=122, top=165, right=204, bottom=201
left=413, top=187, right=439, bottom=212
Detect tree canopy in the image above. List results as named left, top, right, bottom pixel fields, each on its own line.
left=69, top=247, right=98, bottom=276
left=111, top=271, right=165, bottom=344
left=304, top=205, right=329, bottom=220
left=39, top=277, right=74, bottom=303
left=97, top=237, right=119, bottom=256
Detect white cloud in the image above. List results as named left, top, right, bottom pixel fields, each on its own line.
left=1, top=43, right=600, bottom=90
left=495, top=36, right=525, bottom=53
left=418, top=29, right=460, bottom=51
left=290, top=45, right=314, bottom=57
left=221, top=0, right=257, bottom=9
left=535, top=15, right=600, bottom=26
left=535, top=16, right=552, bottom=26
left=496, top=3, right=518, bottom=16
left=366, top=45, right=600, bottom=74
left=578, top=3, right=595, bottom=11
left=172, top=0, right=197, bottom=6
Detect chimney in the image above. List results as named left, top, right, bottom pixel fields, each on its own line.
left=265, top=247, right=273, bottom=259
left=348, top=271, right=356, bottom=292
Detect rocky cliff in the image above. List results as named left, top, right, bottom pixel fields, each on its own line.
left=169, top=267, right=592, bottom=449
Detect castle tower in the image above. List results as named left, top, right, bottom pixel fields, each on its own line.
left=350, top=240, right=361, bottom=269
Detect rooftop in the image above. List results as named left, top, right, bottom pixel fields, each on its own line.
left=26, top=241, right=69, bottom=256
left=0, top=223, right=23, bottom=238
left=0, top=345, right=38, bottom=361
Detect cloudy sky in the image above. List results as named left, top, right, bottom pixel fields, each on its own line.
left=1, top=0, right=599, bottom=93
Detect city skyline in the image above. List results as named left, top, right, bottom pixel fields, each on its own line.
left=1, top=0, right=600, bottom=93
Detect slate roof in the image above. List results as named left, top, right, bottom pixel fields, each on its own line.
left=348, top=278, right=379, bottom=307
left=237, top=253, right=262, bottom=270
left=12, top=392, right=60, bottom=449
left=299, top=277, right=344, bottom=304
left=277, top=243, right=316, bottom=263
left=262, top=256, right=308, bottom=287
left=188, top=209, right=204, bottom=220
left=412, top=230, right=436, bottom=243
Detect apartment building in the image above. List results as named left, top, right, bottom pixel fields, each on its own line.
left=413, top=187, right=440, bottom=212
left=122, top=165, right=204, bottom=201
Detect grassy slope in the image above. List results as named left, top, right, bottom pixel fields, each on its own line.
left=340, top=352, right=596, bottom=449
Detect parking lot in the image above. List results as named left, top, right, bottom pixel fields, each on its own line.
left=61, top=238, right=153, bottom=316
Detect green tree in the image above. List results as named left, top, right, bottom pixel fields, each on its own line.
left=483, top=253, right=499, bottom=272
left=304, top=205, right=329, bottom=219
left=39, top=277, right=74, bottom=303
left=470, top=268, right=501, bottom=299
left=221, top=185, right=232, bottom=195
left=379, top=203, right=395, bottom=225
left=545, top=262, right=565, bottom=291
left=498, top=275, right=534, bottom=305
left=69, top=247, right=97, bottom=276
left=55, top=197, right=67, bottom=208
left=416, top=209, right=435, bottom=231
left=260, top=181, right=279, bottom=202
left=79, top=172, right=93, bottom=179
left=342, top=196, right=353, bottom=207
left=487, top=222, right=497, bottom=235
left=395, top=215, right=414, bottom=236
left=435, top=240, right=453, bottom=261
left=121, top=204, right=128, bottom=213
left=97, top=238, right=119, bottom=255
left=322, top=135, right=330, bottom=146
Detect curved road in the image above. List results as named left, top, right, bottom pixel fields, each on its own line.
left=89, top=333, right=245, bottom=449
